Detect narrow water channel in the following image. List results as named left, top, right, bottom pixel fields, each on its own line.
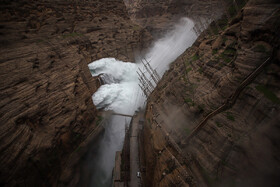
left=81, top=116, right=129, bottom=186
left=83, top=17, right=199, bottom=186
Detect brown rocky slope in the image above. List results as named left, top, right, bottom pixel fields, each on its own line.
left=141, top=0, right=280, bottom=186
left=0, top=0, right=150, bottom=186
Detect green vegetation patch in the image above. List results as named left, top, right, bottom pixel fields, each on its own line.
left=185, top=60, right=193, bottom=67
left=212, top=49, right=218, bottom=55
left=186, top=67, right=192, bottom=74
left=75, top=146, right=81, bottom=152
left=222, top=25, right=228, bottom=31
left=252, top=44, right=267, bottom=53
left=226, top=112, right=235, bottom=121
left=187, top=83, right=198, bottom=95
left=222, top=37, right=228, bottom=44
left=132, top=24, right=141, bottom=31
left=212, top=27, right=219, bottom=35
left=223, top=47, right=236, bottom=56
left=216, top=122, right=223, bottom=127
left=185, top=97, right=194, bottom=106
left=185, top=97, right=193, bottom=103
left=217, top=16, right=228, bottom=30
left=161, top=83, right=168, bottom=89
left=220, top=53, right=232, bottom=63
left=198, top=104, right=204, bottom=111
left=96, top=115, right=103, bottom=126
left=192, top=54, right=199, bottom=61
left=255, top=85, right=280, bottom=104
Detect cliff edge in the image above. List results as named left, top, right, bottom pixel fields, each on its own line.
left=141, top=0, right=280, bottom=186
left=0, top=0, right=150, bottom=186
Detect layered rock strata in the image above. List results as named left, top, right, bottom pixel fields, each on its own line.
left=0, top=0, right=150, bottom=186
left=141, top=0, right=280, bottom=186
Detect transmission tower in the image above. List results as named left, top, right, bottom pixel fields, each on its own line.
left=137, top=57, right=160, bottom=98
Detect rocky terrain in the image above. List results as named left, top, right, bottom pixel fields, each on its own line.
left=141, top=0, right=280, bottom=186
left=0, top=0, right=151, bottom=186
left=1, top=0, right=279, bottom=186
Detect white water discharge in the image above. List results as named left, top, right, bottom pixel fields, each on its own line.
left=89, top=58, right=140, bottom=115
left=86, top=17, right=198, bottom=186
left=144, top=17, right=196, bottom=76
left=89, top=17, right=197, bottom=113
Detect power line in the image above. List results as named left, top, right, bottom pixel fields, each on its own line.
left=137, top=57, right=160, bottom=98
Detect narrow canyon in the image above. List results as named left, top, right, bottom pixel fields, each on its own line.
left=0, top=0, right=279, bottom=187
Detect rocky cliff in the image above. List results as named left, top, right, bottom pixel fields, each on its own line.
left=0, top=0, right=150, bottom=186
left=141, top=0, right=280, bottom=186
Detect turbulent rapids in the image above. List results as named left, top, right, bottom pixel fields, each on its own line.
left=86, top=17, right=199, bottom=186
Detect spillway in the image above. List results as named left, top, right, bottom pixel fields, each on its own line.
left=84, top=17, right=200, bottom=186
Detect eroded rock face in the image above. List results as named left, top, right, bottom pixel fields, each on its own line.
left=0, top=0, right=151, bottom=186
left=142, top=1, right=280, bottom=186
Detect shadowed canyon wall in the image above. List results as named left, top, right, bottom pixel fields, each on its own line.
left=142, top=0, right=280, bottom=186
left=0, top=0, right=150, bottom=186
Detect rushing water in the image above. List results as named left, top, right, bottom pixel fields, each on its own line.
left=89, top=58, right=141, bottom=114
left=82, top=116, right=129, bottom=187
left=85, top=17, right=198, bottom=186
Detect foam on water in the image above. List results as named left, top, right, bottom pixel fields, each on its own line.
left=89, top=58, right=138, bottom=82
left=88, top=58, right=141, bottom=115
left=88, top=18, right=197, bottom=114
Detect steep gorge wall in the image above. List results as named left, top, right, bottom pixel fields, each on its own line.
left=142, top=0, right=280, bottom=186
left=0, top=0, right=151, bottom=186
